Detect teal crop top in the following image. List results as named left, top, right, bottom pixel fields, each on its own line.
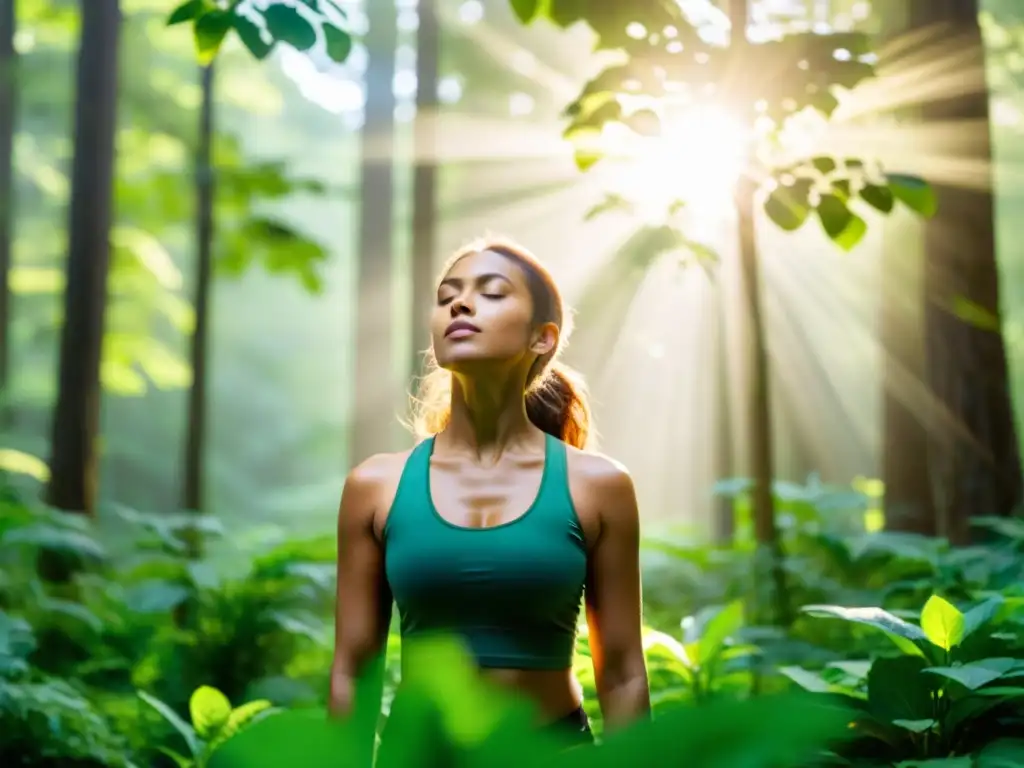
left=382, top=433, right=587, bottom=670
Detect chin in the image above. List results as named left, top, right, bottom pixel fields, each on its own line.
left=435, top=347, right=511, bottom=374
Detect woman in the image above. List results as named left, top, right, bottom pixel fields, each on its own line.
left=330, top=237, right=649, bottom=751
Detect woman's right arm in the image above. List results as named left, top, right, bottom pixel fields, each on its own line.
left=329, top=459, right=394, bottom=719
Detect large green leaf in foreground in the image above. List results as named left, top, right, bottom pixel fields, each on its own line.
left=210, top=636, right=854, bottom=767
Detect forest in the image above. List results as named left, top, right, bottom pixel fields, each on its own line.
left=1, top=0, right=1024, bottom=765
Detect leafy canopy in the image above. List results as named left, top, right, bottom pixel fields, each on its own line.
left=511, top=0, right=937, bottom=250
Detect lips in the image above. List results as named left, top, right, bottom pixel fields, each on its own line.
left=445, top=319, right=481, bottom=338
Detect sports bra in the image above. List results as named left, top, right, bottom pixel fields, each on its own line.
left=383, top=433, right=587, bottom=669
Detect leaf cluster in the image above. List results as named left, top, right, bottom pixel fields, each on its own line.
left=168, top=0, right=353, bottom=65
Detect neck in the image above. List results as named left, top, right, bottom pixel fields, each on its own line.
left=442, top=371, right=537, bottom=458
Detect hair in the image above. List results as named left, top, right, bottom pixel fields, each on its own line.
left=408, top=235, right=593, bottom=450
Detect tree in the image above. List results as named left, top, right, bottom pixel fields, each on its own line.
left=909, top=0, right=1023, bottom=541
left=182, top=62, right=216, bottom=517
left=351, top=0, right=398, bottom=463
left=0, top=0, right=15, bottom=420
left=508, top=0, right=935, bottom=622
left=46, top=0, right=121, bottom=515
left=410, top=0, right=440, bottom=379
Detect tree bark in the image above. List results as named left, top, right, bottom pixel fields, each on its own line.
left=351, top=0, right=397, bottom=463
left=713, top=281, right=735, bottom=543
left=730, top=0, right=786, bottom=625
left=182, top=63, right=215, bottom=518
left=880, top=210, right=937, bottom=535
left=46, top=0, right=120, bottom=515
left=0, top=0, right=16, bottom=418
left=910, top=0, right=1023, bottom=542
left=409, top=0, right=439, bottom=381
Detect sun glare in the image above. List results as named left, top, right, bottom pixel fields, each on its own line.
left=613, top=105, right=751, bottom=220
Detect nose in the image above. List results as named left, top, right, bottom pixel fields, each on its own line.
left=450, top=295, right=473, bottom=316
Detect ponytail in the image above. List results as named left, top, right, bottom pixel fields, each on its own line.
left=525, top=362, right=591, bottom=449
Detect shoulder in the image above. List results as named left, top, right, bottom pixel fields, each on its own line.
left=345, top=448, right=415, bottom=490
left=565, top=444, right=635, bottom=498
left=564, top=445, right=639, bottom=531
left=340, top=448, right=416, bottom=525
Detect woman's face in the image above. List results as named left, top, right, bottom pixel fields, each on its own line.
left=431, top=249, right=556, bottom=373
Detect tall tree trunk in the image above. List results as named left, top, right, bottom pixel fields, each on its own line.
left=0, top=0, right=16, bottom=421
left=879, top=0, right=938, bottom=537
left=351, top=0, right=397, bottom=464
left=46, top=0, right=120, bottom=515
left=911, top=0, right=1023, bottom=542
left=880, top=211, right=936, bottom=535
left=182, top=63, right=215, bottom=519
left=409, top=0, right=439, bottom=380
left=730, top=0, right=786, bottom=625
left=713, top=282, right=735, bottom=543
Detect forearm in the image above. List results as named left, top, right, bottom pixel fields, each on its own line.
left=329, top=648, right=387, bottom=719
left=596, top=672, right=650, bottom=731
left=329, top=653, right=387, bottom=768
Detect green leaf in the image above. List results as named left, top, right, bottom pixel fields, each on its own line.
left=811, top=156, right=837, bottom=175
left=778, top=666, right=841, bottom=694
left=816, top=193, right=867, bottom=250
left=509, top=0, right=544, bottom=24
left=923, top=658, right=1019, bottom=690
left=887, top=173, right=938, bottom=218
left=139, top=691, right=201, bottom=757
left=802, top=604, right=928, bottom=656
left=867, top=655, right=935, bottom=724
left=574, top=147, right=602, bottom=171
left=962, top=596, right=1004, bottom=638
left=190, top=686, right=233, bottom=739
left=208, top=700, right=277, bottom=753
left=262, top=4, right=318, bottom=51
left=892, top=718, right=936, bottom=733
left=976, top=738, right=1024, bottom=767
left=232, top=14, right=274, bottom=60
left=194, top=10, right=233, bottom=65
left=0, top=448, right=50, bottom=482
left=697, top=600, right=744, bottom=666
left=208, top=707, right=372, bottom=768
left=322, top=22, right=352, bottom=63
left=920, top=595, right=965, bottom=651
left=859, top=183, right=894, bottom=213
left=156, top=747, right=194, bottom=768
left=950, top=296, right=1002, bottom=333
left=584, top=193, right=634, bottom=221
left=169, top=0, right=207, bottom=26
left=764, top=179, right=812, bottom=232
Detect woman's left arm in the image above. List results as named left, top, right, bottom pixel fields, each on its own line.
left=583, top=460, right=650, bottom=732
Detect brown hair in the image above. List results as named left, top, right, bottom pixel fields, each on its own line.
left=408, top=236, right=593, bottom=450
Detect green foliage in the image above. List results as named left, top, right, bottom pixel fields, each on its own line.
left=512, top=0, right=936, bottom=249
left=8, top=1, right=333, bottom=410
left=0, top=486, right=334, bottom=766
left=138, top=684, right=275, bottom=766
left=210, top=635, right=853, bottom=768
left=2, top=464, right=1023, bottom=766
left=787, top=593, right=1024, bottom=764
left=168, top=0, right=353, bottom=65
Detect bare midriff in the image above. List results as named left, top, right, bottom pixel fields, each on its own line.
left=397, top=664, right=584, bottom=724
